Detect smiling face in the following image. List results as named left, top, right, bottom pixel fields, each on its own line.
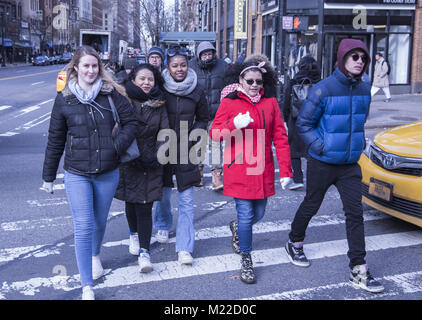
left=74, top=54, right=99, bottom=88
left=239, top=70, right=263, bottom=97
left=167, top=55, right=188, bottom=82
left=344, top=49, right=367, bottom=78
left=132, top=68, right=155, bottom=93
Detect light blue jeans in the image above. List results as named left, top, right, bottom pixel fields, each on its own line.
left=234, top=198, right=268, bottom=254
left=154, top=187, right=195, bottom=253
left=64, top=168, right=119, bottom=287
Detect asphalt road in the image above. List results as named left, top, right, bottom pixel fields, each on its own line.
left=0, top=65, right=421, bottom=306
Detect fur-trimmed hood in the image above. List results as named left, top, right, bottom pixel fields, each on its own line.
left=139, top=99, right=166, bottom=108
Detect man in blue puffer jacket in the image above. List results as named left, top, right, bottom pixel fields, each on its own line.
left=284, top=39, right=384, bottom=293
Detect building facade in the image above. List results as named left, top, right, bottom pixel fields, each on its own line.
left=0, top=0, right=140, bottom=64
left=199, top=0, right=422, bottom=93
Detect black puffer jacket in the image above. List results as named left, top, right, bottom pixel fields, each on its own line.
left=163, top=84, right=209, bottom=192
left=115, top=85, right=170, bottom=204
left=42, top=81, right=138, bottom=182
left=189, top=57, right=228, bottom=120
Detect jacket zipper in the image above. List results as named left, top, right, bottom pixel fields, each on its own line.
left=347, top=85, right=353, bottom=161
left=70, top=135, right=73, bottom=156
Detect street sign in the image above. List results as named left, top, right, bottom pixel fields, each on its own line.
left=282, top=16, right=293, bottom=30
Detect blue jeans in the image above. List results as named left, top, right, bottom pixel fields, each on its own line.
left=234, top=198, right=268, bottom=254
left=64, top=168, right=119, bottom=287
left=154, top=187, right=195, bottom=253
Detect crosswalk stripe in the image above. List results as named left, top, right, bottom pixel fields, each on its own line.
left=1, top=230, right=421, bottom=298
left=2, top=211, right=386, bottom=262
left=246, top=270, right=422, bottom=300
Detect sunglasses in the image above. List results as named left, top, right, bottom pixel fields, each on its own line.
left=351, top=53, right=367, bottom=63
left=244, top=78, right=263, bottom=86
left=167, top=48, right=187, bottom=57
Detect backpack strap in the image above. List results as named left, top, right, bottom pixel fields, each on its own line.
left=107, top=95, right=120, bottom=124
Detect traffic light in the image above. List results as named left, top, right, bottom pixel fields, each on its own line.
left=293, top=16, right=309, bottom=31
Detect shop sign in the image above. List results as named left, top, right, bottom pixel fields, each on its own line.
left=234, top=0, right=247, bottom=39
left=282, top=16, right=293, bottom=30
left=21, top=21, right=29, bottom=29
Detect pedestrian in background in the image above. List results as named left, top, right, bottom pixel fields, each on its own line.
left=41, top=45, right=138, bottom=300
left=282, top=55, right=321, bottom=190
left=114, top=64, right=169, bottom=273
left=148, top=46, right=165, bottom=71
left=285, top=39, right=384, bottom=293
left=211, top=56, right=292, bottom=284
left=154, top=46, right=209, bottom=265
left=371, top=52, right=391, bottom=102
left=189, top=41, right=228, bottom=190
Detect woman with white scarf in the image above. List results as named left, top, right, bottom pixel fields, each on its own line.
left=153, top=46, right=209, bottom=265
left=41, top=45, right=137, bottom=300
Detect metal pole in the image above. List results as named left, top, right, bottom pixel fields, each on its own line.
left=1, top=12, right=6, bottom=67
left=276, top=0, right=287, bottom=105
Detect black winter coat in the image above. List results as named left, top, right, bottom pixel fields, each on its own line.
left=189, top=57, right=228, bottom=120
left=42, top=81, right=138, bottom=182
left=163, top=85, right=209, bottom=192
left=114, top=97, right=170, bottom=204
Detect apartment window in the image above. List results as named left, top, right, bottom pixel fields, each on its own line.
left=12, top=4, right=16, bottom=19
left=18, top=4, right=22, bottom=18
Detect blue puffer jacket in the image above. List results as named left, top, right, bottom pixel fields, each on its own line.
left=296, top=67, right=371, bottom=164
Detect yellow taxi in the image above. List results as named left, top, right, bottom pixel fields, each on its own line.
left=359, top=121, right=422, bottom=227
left=56, top=64, right=69, bottom=92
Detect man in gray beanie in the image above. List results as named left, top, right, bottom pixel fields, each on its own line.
left=189, top=41, right=228, bottom=190
left=148, top=46, right=164, bottom=71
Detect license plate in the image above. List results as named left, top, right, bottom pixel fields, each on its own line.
left=368, top=178, right=393, bottom=202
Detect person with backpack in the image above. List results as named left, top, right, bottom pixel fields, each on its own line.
left=371, top=52, right=391, bottom=102
left=284, top=39, right=384, bottom=293
left=282, top=55, right=321, bottom=190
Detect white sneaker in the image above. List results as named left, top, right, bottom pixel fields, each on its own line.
left=156, top=230, right=169, bottom=243
left=289, top=182, right=304, bottom=190
left=138, top=251, right=153, bottom=273
left=129, top=233, right=140, bottom=255
left=178, top=251, right=193, bottom=265
left=92, top=255, right=104, bottom=280
left=82, top=286, right=95, bottom=300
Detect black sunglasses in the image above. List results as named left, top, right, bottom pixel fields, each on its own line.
left=351, top=53, right=367, bottom=63
left=244, top=78, right=263, bottom=86
left=167, top=48, right=187, bottom=57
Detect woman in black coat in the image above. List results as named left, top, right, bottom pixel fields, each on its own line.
left=41, top=45, right=138, bottom=300
left=114, top=64, right=169, bottom=273
left=282, top=55, right=321, bottom=190
left=153, top=47, right=209, bottom=265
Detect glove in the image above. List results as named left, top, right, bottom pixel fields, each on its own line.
left=233, top=111, right=254, bottom=129
left=41, top=181, right=54, bottom=194
left=280, top=177, right=292, bottom=190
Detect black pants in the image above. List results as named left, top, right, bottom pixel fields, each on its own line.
left=288, top=157, right=366, bottom=268
left=125, top=202, right=153, bottom=251
left=291, top=157, right=304, bottom=183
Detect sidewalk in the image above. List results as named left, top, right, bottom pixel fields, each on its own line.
left=0, top=62, right=31, bottom=69
left=365, top=93, right=422, bottom=129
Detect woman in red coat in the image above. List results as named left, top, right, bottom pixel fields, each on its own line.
left=210, top=56, right=292, bottom=284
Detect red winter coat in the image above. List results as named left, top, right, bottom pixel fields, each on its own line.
left=210, top=91, right=292, bottom=199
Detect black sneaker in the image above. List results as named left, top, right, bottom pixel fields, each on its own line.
left=240, top=253, right=256, bottom=284
left=229, top=220, right=241, bottom=254
left=349, top=265, right=384, bottom=293
left=285, top=240, right=310, bottom=267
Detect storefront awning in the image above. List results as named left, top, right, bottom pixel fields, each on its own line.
left=0, top=38, right=13, bottom=47
left=14, top=41, right=32, bottom=48
left=160, top=32, right=217, bottom=44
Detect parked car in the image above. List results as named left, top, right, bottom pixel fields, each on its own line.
left=359, top=121, right=422, bottom=227
left=60, top=52, right=72, bottom=64
left=32, top=56, right=49, bottom=66
left=135, top=54, right=146, bottom=64
left=56, top=64, right=69, bottom=92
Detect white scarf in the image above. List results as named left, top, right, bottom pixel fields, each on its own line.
left=68, top=78, right=103, bottom=104
left=162, top=68, right=197, bottom=96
